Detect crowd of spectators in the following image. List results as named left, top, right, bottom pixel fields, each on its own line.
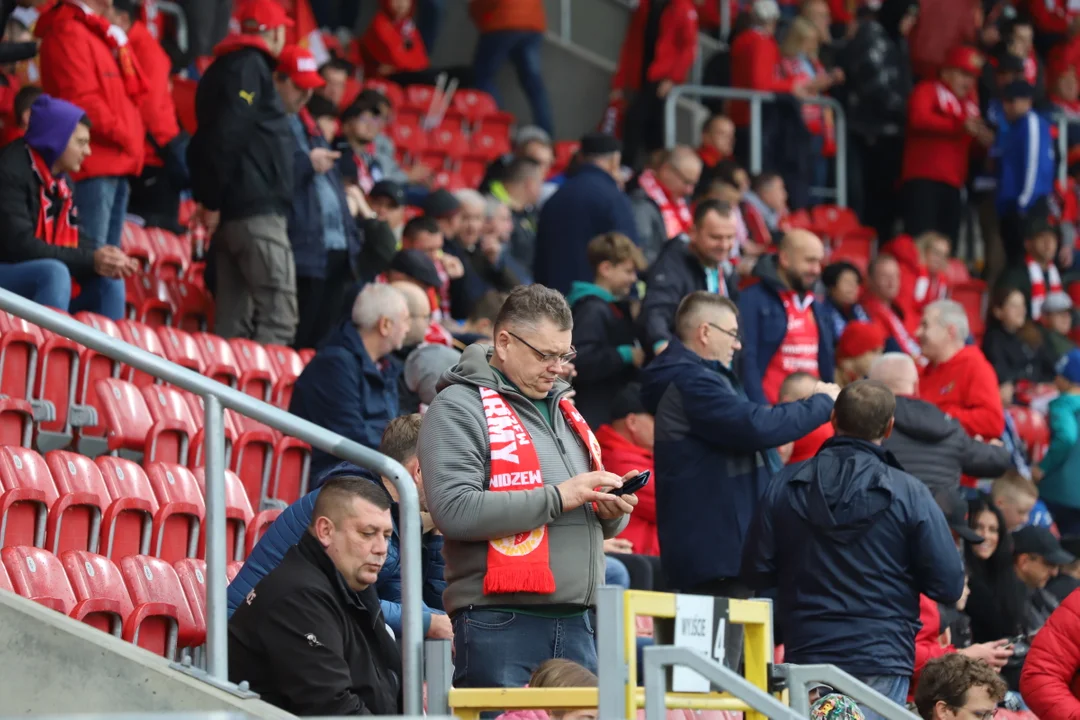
left=10, top=0, right=1080, bottom=716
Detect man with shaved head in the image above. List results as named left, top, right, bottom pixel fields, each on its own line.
left=630, top=145, right=704, bottom=265
left=870, top=353, right=1012, bottom=494
left=737, top=229, right=834, bottom=404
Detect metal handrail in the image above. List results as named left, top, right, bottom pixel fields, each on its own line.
left=0, top=290, right=424, bottom=715
left=664, top=85, right=849, bottom=207
left=780, top=664, right=922, bottom=720
left=155, top=1, right=189, bottom=55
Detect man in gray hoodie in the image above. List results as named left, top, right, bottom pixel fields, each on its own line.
left=418, top=284, right=638, bottom=690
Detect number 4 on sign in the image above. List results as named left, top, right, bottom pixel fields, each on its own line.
left=713, top=617, right=727, bottom=663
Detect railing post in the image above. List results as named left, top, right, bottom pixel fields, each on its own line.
left=720, top=0, right=731, bottom=42
left=664, top=87, right=684, bottom=149
left=397, top=471, right=424, bottom=716
left=596, top=586, right=627, bottom=719
left=1059, top=116, right=1069, bottom=187
left=425, top=639, right=453, bottom=715
left=203, top=393, right=228, bottom=682
left=750, top=97, right=763, bottom=175
left=833, top=99, right=848, bottom=207
left=560, top=0, right=570, bottom=43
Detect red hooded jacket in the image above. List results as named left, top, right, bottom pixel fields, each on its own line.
left=729, top=28, right=797, bottom=127
left=911, top=594, right=956, bottom=700
left=127, top=19, right=180, bottom=170
left=357, top=0, right=429, bottom=77
left=36, top=0, right=145, bottom=179
left=595, top=424, right=659, bottom=557
left=612, top=0, right=700, bottom=93
left=919, top=345, right=1005, bottom=439
left=1026, top=0, right=1079, bottom=36
left=901, top=79, right=980, bottom=189
left=1020, top=587, right=1080, bottom=720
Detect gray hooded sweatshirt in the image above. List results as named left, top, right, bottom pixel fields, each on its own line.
left=418, top=344, right=628, bottom=614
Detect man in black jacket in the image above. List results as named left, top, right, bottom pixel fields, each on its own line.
left=0, top=94, right=137, bottom=319
left=640, top=199, right=739, bottom=355
left=189, top=0, right=296, bottom=345
left=869, top=352, right=1014, bottom=494
left=229, top=475, right=403, bottom=716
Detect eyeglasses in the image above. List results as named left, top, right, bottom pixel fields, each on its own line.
left=664, top=162, right=698, bottom=190
left=508, top=331, right=577, bottom=365
left=952, top=706, right=997, bottom=720
left=707, top=322, right=741, bottom=342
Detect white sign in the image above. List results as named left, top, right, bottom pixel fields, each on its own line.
left=673, top=594, right=727, bottom=693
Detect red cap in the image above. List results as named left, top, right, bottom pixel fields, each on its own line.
left=943, top=46, right=984, bottom=76
left=277, top=45, right=325, bottom=89
left=836, top=321, right=887, bottom=362
left=236, top=0, right=294, bottom=33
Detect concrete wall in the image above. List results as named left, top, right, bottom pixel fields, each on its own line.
left=0, top=591, right=292, bottom=717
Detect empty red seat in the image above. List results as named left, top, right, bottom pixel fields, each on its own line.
left=404, top=83, right=437, bottom=112
left=146, top=227, right=189, bottom=280
left=120, top=554, right=197, bottom=657
left=0, top=395, right=32, bottom=448
left=43, top=450, right=110, bottom=554
left=469, top=126, right=510, bottom=161
left=141, top=384, right=199, bottom=465
left=390, top=115, right=427, bottom=156
left=553, top=140, right=580, bottom=173
left=192, top=467, right=253, bottom=561
left=121, top=222, right=155, bottom=270
left=95, top=456, right=156, bottom=559
left=430, top=168, right=465, bottom=191
left=0, top=311, right=40, bottom=401
left=452, top=88, right=499, bottom=121
left=229, top=339, right=275, bottom=402
left=2, top=546, right=75, bottom=613
left=458, top=157, right=487, bottom=189
left=156, top=326, right=206, bottom=373
left=60, top=550, right=133, bottom=636
left=265, top=344, right=304, bottom=408
left=229, top=412, right=275, bottom=507
left=810, top=205, right=862, bottom=238
left=166, top=279, right=213, bottom=333
left=191, top=333, right=240, bottom=388
left=96, top=378, right=189, bottom=465
left=125, top=274, right=174, bottom=328
left=173, top=558, right=207, bottom=646
left=945, top=259, right=971, bottom=285
left=0, top=446, right=54, bottom=547
left=183, top=391, right=239, bottom=468
left=429, top=125, right=470, bottom=159
left=33, top=322, right=83, bottom=447
left=417, top=148, right=449, bottom=173
left=226, top=560, right=243, bottom=582
left=949, top=280, right=988, bottom=340
left=74, top=312, right=123, bottom=444
left=145, top=462, right=205, bottom=563
left=116, top=320, right=167, bottom=387
left=269, top=434, right=311, bottom=505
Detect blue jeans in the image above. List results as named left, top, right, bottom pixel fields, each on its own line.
left=857, top=674, right=910, bottom=720
left=75, top=176, right=130, bottom=248
left=0, top=259, right=125, bottom=319
left=473, top=30, right=554, bottom=135
left=451, top=608, right=597, bottom=690
left=605, top=555, right=630, bottom=588
left=415, top=0, right=446, bottom=54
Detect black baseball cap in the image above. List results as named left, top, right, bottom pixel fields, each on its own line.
left=934, top=488, right=984, bottom=544
left=996, top=53, right=1026, bottom=75
left=1002, top=80, right=1035, bottom=101
left=1013, top=525, right=1076, bottom=565
left=422, top=188, right=461, bottom=219
left=370, top=180, right=405, bottom=208
left=610, top=382, right=647, bottom=420
left=388, top=249, right=441, bottom=289
left=341, top=90, right=387, bottom=121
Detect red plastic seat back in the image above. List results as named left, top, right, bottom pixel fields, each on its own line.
left=116, top=321, right=166, bottom=387
left=156, top=326, right=206, bottom=373
left=74, top=312, right=123, bottom=438
left=34, top=323, right=81, bottom=436
left=61, top=550, right=133, bottom=635
left=95, top=378, right=156, bottom=454
left=120, top=554, right=195, bottom=654
left=173, top=557, right=207, bottom=646
left=44, top=450, right=110, bottom=554
left=146, top=462, right=205, bottom=562
left=949, top=280, right=988, bottom=341
left=229, top=339, right=275, bottom=401
left=2, top=546, right=76, bottom=613
left=0, top=311, right=40, bottom=400
left=452, top=88, right=499, bottom=120
left=94, top=456, right=158, bottom=559
left=193, top=467, right=252, bottom=560
left=0, top=446, right=56, bottom=547
left=191, top=333, right=240, bottom=387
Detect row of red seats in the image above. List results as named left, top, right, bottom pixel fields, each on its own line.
left=0, top=545, right=242, bottom=659
left=0, top=445, right=278, bottom=563
left=121, top=223, right=196, bottom=281
left=364, top=81, right=515, bottom=131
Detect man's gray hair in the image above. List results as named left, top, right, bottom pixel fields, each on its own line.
left=454, top=188, right=486, bottom=211
left=515, top=125, right=552, bottom=149
left=925, top=299, right=970, bottom=342
left=751, top=0, right=780, bottom=22
left=494, top=284, right=573, bottom=333
left=484, top=195, right=507, bottom=219
left=351, top=283, right=407, bottom=331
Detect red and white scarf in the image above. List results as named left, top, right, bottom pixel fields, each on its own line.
left=934, top=81, right=980, bottom=122
left=352, top=147, right=375, bottom=194
left=1028, top=254, right=1062, bottom=320
left=29, top=146, right=79, bottom=250
left=71, top=3, right=148, bottom=100
left=867, top=295, right=922, bottom=358
left=480, top=385, right=602, bottom=595
left=637, top=169, right=692, bottom=240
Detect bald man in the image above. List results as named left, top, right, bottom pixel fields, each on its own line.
left=629, top=146, right=703, bottom=265
left=870, top=353, right=1011, bottom=494
left=737, top=230, right=834, bottom=404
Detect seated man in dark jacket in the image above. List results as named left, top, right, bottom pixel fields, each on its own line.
left=0, top=95, right=137, bottom=319
left=870, top=352, right=1013, bottom=494
left=228, top=475, right=403, bottom=716
left=227, top=414, right=450, bottom=640
left=743, top=379, right=965, bottom=711
left=640, top=199, right=740, bottom=355
left=290, top=282, right=410, bottom=479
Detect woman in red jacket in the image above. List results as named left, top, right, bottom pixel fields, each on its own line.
left=355, top=0, right=430, bottom=78
left=779, top=16, right=838, bottom=192
left=1020, top=585, right=1080, bottom=717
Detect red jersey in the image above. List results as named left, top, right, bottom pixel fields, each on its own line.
left=901, top=80, right=980, bottom=189
left=762, top=292, right=821, bottom=404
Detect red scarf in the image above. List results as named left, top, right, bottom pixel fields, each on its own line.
left=865, top=294, right=922, bottom=358
left=1024, top=52, right=1038, bottom=87
left=298, top=106, right=320, bottom=140
left=1027, top=254, right=1062, bottom=320
left=352, top=147, right=375, bottom=194
left=480, top=386, right=602, bottom=594
left=637, top=169, right=692, bottom=239
left=75, top=7, right=147, bottom=100
left=697, top=144, right=725, bottom=168
left=934, top=81, right=980, bottom=122
left=424, top=321, right=454, bottom=347
left=29, top=146, right=79, bottom=250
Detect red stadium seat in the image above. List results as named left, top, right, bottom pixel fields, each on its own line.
left=60, top=550, right=133, bottom=636
left=167, top=279, right=214, bottom=333
left=268, top=434, right=311, bottom=505
left=469, top=126, right=511, bottom=161
left=173, top=558, right=207, bottom=646
left=124, top=274, right=174, bottom=328
left=298, top=348, right=316, bottom=364
left=120, top=554, right=196, bottom=657
left=156, top=326, right=206, bottom=373
left=417, top=148, right=449, bottom=173
left=810, top=205, right=861, bottom=239
left=244, top=508, right=280, bottom=558
left=0, top=558, right=10, bottom=591
left=226, top=560, right=243, bottom=582
left=403, top=84, right=437, bottom=112
left=229, top=339, right=275, bottom=402
left=116, top=320, right=167, bottom=387
left=43, top=451, right=110, bottom=554
left=183, top=392, right=240, bottom=468
left=0, top=311, right=40, bottom=401
left=452, top=88, right=499, bottom=121
left=429, top=124, right=470, bottom=159
left=553, top=141, right=580, bottom=174
left=141, top=384, right=199, bottom=465
left=0, top=395, right=33, bottom=448
left=95, top=378, right=189, bottom=465
left=73, top=312, right=123, bottom=444
left=0, top=446, right=54, bottom=547
left=146, top=228, right=189, bottom=280
left=2, top=546, right=75, bottom=613
left=363, top=77, right=404, bottom=109
left=945, top=259, right=971, bottom=285
left=191, top=333, right=240, bottom=388
left=229, top=412, right=275, bottom=507
left=33, top=322, right=82, bottom=448
left=265, top=345, right=304, bottom=408
left=95, top=456, right=156, bottom=559
left=390, top=113, right=427, bottom=156
left=1069, top=280, right=1080, bottom=309
left=192, top=467, right=253, bottom=561
left=145, top=463, right=205, bottom=563
left=829, top=230, right=875, bottom=273
left=949, top=280, right=988, bottom=341
left=458, top=157, right=487, bottom=190
left=121, top=223, right=155, bottom=271
left=474, top=108, right=514, bottom=138
left=431, top=168, right=465, bottom=191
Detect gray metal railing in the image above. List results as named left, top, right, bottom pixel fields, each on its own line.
left=780, top=664, right=922, bottom=720
left=0, top=289, right=424, bottom=715
left=664, top=85, right=849, bottom=207
left=155, top=1, right=189, bottom=54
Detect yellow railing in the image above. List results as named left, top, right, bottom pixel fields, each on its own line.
left=446, top=590, right=775, bottom=720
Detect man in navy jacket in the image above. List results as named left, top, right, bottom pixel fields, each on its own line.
left=743, top=380, right=964, bottom=708
left=533, top=132, right=639, bottom=294
left=737, top=230, right=834, bottom=404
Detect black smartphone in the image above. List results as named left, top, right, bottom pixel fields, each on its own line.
left=1005, top=634, right=1025, bottom=648
left=611, top=470, right=650, bottom=496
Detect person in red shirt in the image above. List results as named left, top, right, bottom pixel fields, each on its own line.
left=1025, top=0, right=1080, bottom=51
left=36, top=0, right=146, bottom=251
left=108, top=0, right=185, bottom=231
left=862, top=254, right=925, bottom=357
left=778, top=370, right=836, bottom=463
left=885, top=232, right=952, bottom=333
left=595, top=383, right=659, bottom=557
left=902, top=45, right=993, bottom=245
left=613, top=0, right=701, bottom=168
left=356, top=0, right=428, bottom=78
left=697, top=113, right=735, bottom=172
left=917, top=298, right=1005, bottom=440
